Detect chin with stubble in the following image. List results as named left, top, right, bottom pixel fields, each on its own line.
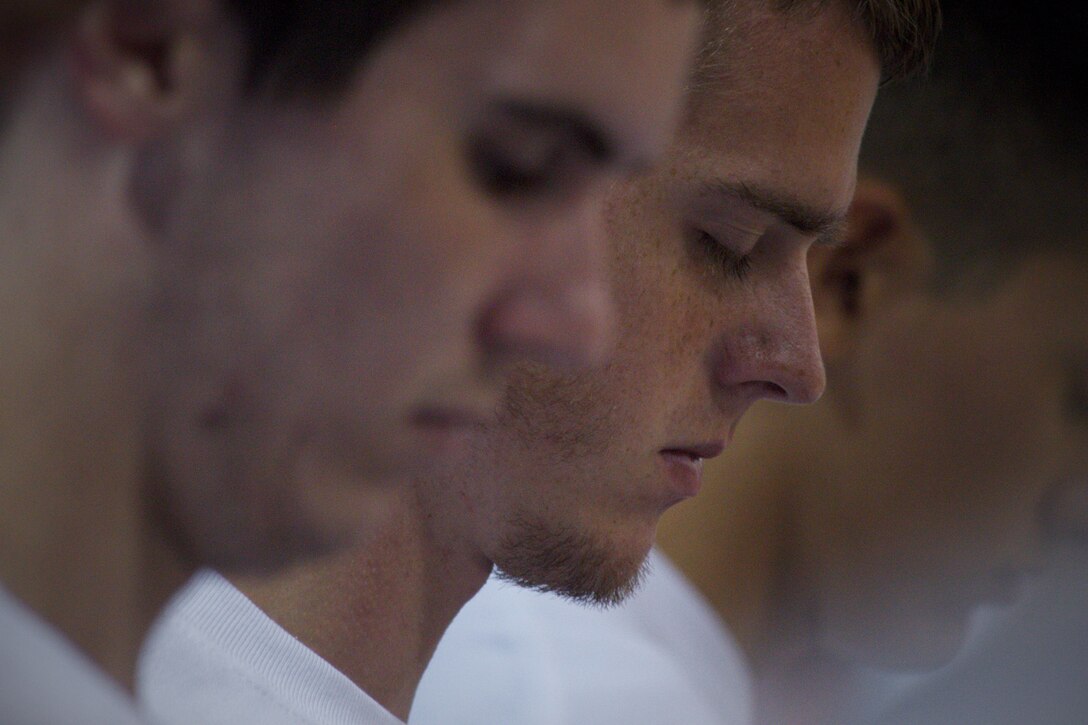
left=492, top=512, right=650, bottom=607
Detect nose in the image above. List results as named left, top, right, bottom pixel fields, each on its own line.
left=475, top=194, right=615, bottom=371
left=712, top=263, right=826, bottom=406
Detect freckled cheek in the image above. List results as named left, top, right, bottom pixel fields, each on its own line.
left=614, top=262, right=715, bottom=372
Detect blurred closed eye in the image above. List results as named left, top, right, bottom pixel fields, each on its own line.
left=467, top=100, right=613, bottom=201
left=468, top=134, right=566, bottom=197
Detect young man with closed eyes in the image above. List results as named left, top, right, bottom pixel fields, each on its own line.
left=0, top=0, right=702, bottom=720
left=139, top=0, right=938, bottom=722
left=417, top=4, right=1087, bottom=725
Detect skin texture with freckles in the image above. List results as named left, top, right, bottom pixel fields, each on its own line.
left=231, top=4, right=880, bottom=718
left=468, top=0, right=878, bottom=603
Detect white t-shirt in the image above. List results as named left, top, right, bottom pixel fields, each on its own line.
left=0, top=583, right=145, bottom=725
left=410, top=548, right=753, bottom=725
left=139, top=570, right=403, bottom=725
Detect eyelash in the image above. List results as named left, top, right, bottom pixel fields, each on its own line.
left=696, top=230, right=753, bottom=282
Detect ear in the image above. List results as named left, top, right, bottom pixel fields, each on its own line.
left=808, top=177, right=933, bottom=367
left=71, top=0, right=243, bottom=142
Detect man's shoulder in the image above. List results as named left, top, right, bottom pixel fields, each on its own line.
left=140, top=570, right=403, bottom=725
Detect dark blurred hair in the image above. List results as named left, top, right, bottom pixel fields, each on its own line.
left=225, top=0, right=441, bottom=98
left=860, top=1, right=1088, bottom=291
left=788, top=0, right=941, bottom=84
left=0, top=2, right=439, bottom=101
left=0, top=2, right=84, bottom=87
left=237, top=0, right=941, bottom=100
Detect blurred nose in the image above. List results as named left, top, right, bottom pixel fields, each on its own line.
left=475, top=194, right=615, bottom=371
left=713, top=263, right=827, bottom=406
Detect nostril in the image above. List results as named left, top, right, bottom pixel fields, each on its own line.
left=764, top=381, right=789, bottom=402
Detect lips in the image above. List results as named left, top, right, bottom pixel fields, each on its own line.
left=408, top=405, right=493, bottom=458
left=658, top=441, right=727, bottom=501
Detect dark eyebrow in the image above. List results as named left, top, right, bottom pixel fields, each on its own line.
left=701, top=179, right=849, bottom=247
left=491, top=98, right=618, bottom=166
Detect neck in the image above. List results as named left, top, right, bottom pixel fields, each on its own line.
left=237, top=484, right=492, bottom=721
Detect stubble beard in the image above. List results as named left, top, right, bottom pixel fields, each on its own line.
left=491, top=511, right=652, bottom=607
left=487, top=364, right=654, bottom=606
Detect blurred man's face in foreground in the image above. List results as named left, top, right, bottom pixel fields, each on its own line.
left=420, top=0, right=880, bottom=604
left=140, top=0, right=701, bottom=568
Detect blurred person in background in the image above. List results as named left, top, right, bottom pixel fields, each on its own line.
left=658, top=2, right=1088, bottom=722
left=873, top=529, right=1088, bottom=725
left=136, top=0, right=937, bottom=723
left=0, top=0, right=701, bottom=720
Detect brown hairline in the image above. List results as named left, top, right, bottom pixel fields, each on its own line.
left=698, top=0, right=941, bottom=86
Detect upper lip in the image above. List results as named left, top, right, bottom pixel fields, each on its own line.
left=660, top=441, right=727, bottom=461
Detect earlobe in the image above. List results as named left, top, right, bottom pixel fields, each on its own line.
left=809, top=177, right=930, bottom=367
left=71, top=0, right=239, bottom=142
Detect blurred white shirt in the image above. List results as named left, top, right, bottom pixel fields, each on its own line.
left=139, top=570, right=403, bottom=725
left=410, top=548, right=753, bottom=725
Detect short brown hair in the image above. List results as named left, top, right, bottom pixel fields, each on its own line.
left=698, top=0, right=941, bottom=86
left=225, top=0, right=441, bottom=98
left=830, top=0, right=941, bottom=84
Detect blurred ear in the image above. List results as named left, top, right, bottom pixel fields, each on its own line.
left=72, top=0, right=243, bottom=142
left=809, top=177, right=933, bottom=367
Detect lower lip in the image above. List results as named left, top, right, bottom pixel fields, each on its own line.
left=659, top=452, right=704, bottom=500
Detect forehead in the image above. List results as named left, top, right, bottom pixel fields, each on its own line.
left=338, top=0, right=697, bottom=165
left=674, top=1, right=880, bottom=213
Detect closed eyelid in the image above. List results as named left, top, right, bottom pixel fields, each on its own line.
left=695, top=179, right=847, bottom=246
left=488, top=98, right=616, bottom=165
left=710, top=217, right=764, bottom=250
left=689, top=202, right=770, bottom=252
